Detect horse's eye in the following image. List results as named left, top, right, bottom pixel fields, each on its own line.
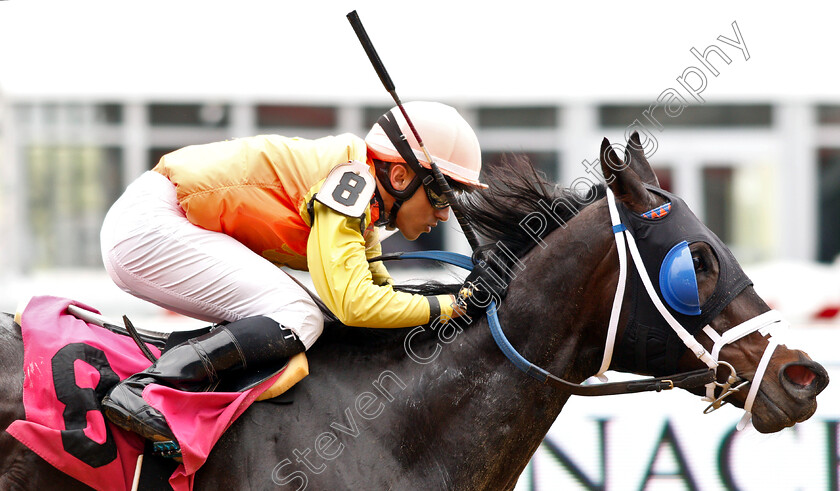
left=693, top=254, right=707, bottom=273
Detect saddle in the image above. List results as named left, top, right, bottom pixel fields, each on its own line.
left=54, top=304, right=310, bottom=402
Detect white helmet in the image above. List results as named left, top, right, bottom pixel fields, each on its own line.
left=365, top=101, right=486, bottom=188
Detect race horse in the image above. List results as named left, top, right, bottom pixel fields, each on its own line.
left=0, top=135, right=829, bottom=490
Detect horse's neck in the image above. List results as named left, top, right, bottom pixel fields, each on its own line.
left=390, top=202, right=615, bottom=489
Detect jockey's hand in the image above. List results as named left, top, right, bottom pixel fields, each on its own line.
left=456, top=262, right=508, bottom=318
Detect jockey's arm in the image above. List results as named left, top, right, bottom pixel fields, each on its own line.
left=363, top=228, right=394, bottom=287
left=307, top=200, right=454, bottom=328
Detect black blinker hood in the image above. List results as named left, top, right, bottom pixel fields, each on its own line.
left=611, top=185, right=753, bottom=376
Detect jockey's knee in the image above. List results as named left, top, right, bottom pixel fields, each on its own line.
left=265, top=302, right=324, bottom=351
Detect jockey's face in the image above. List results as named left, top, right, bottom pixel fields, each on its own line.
left=388, top=163, right=450, bottom=240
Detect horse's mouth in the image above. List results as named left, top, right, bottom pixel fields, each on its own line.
left=748, top=360, right=828, bottom=434
left=750, top=390, right=814, bottom=433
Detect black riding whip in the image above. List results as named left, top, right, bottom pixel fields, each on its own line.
left=346, top=10, right=481, bottom=252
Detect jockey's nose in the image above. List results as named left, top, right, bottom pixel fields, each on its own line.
left=435, top=206, right=450, bottom=221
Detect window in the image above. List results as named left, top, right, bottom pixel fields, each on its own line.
left=149, top=103, right=229, bottom=127
left=25, top=145, right=123, bottom=268
left=817, top=105, right=840, bottom=125
left=363, top=105, right=395, bottom=128
left=256, top=105, right=336, bottom=129
left=482, top=151, right=560, bottom=182
left=653, top=167, right=673, bottom=192
left=95, top=103, right=123, bottom=125
left=701, top=164, right=776, bottom=263
left=477, top=106, right=558, bottom=128
left=102, top=147, right=125, bottom=207
left=599, top=104, right=772, bottom=128
left=818, top=149, right=840, bottom=262
left=148, top=147, right=179, bottom=169
left=703, top=167, right=734, bottom=243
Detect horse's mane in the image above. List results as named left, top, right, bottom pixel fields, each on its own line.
left=460, top=155, right=605, bottom=267
left=315, top=155, right=605, bottom=347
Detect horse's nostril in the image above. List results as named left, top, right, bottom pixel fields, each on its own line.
left=785, top=364, right=817, bottom=387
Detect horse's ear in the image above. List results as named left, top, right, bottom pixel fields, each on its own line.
left=623, top=131, right=660, bottom=187
left=601, top=137, right=661, bottom=213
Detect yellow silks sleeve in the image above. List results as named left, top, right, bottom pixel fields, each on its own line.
left=307, top=201, right=452, bottom=328
left=363, top=227, right=394, bottom=286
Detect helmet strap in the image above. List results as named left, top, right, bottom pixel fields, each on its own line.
left=373, top=159, right=423, bottom=230
left=372, top=185, right=389, bottom=228
left=375, top=112, right=427, bottom=176
left=373, top=111, right=432, bottom=230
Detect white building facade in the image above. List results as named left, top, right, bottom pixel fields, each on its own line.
left=2, top=98, right=838, bottom=275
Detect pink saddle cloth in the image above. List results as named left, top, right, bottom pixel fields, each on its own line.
left=6, top=296, right=282, bottom=491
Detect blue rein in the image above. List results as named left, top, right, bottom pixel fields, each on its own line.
left=391, top=251, right=549, bottom=383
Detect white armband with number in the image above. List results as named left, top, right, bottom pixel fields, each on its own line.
left=314, top=161, right=377, bottom=218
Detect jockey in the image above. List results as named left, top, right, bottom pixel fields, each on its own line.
left=99, top=101, right=485, bottom=444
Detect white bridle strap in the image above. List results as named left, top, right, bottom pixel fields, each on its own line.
left=596, top=190, right=628, bottom=380
left=701, top=310, right=784, bottom=403
left=702, top=310, right=783, bottom=360
left=737, top=338, right=780, bottom=430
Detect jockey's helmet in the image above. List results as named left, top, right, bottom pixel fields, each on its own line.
left=365, top=101, right=486, bottom=189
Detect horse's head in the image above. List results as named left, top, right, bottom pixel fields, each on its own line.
left=600, top=133, right=828, bottom=433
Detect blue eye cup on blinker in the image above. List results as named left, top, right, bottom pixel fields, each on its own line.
left=659, top=240, right=701, bottom=315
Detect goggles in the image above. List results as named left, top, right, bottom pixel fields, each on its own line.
left=422, top=174, right=452, bottom=209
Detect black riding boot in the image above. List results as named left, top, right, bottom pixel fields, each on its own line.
left=101, top=316, right=305, bottom=443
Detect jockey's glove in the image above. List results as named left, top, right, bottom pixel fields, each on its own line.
left=456, top=261, right=509, bottom=318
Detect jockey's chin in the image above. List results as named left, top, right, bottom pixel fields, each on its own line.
left=399, top=217, right=442, bottom=241
left=395, top=192, right=450, bottom=241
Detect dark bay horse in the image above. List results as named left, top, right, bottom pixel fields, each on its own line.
left=0, top=135, right=829, bottom=490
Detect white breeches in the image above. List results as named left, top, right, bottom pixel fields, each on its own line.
left=100, top=171, right=324, bottom=349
